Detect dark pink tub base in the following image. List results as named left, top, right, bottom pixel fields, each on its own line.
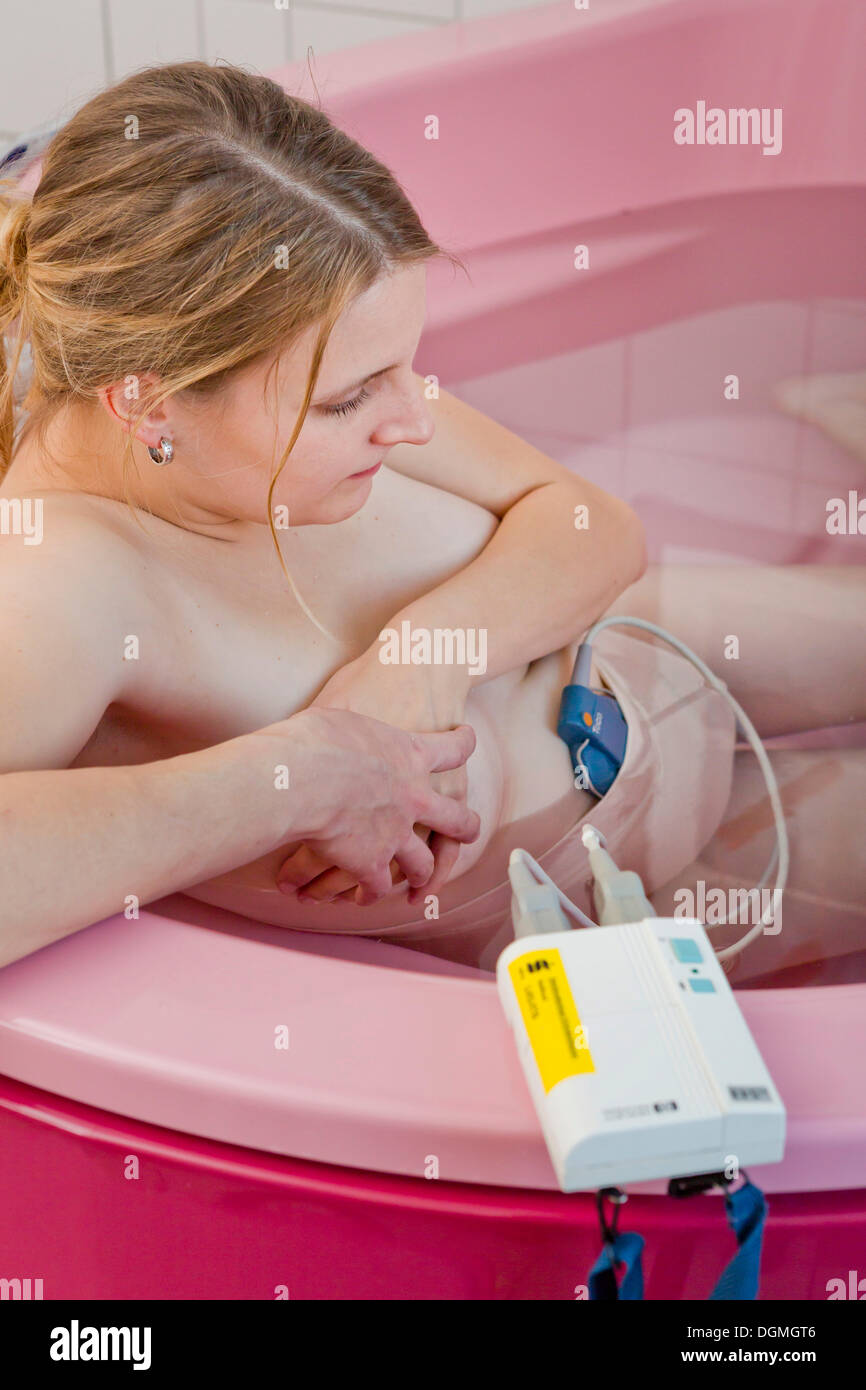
left=1, top=1075, right=862, bottom=1301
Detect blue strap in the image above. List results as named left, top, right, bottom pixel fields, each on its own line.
left=588, top=1231, right=645, bottom=1300
left=588, top=1180, right=766, bottom=1300
left=708, top=1179, right=767, bottom=1301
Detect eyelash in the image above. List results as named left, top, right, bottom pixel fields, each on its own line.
left=323, top=386, right=371, bottom=418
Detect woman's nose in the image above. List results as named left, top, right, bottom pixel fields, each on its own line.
left=375, top=377, right=435, bottom=447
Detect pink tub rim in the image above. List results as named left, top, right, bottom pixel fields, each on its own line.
left=0, top=898, right=864, bottom=1196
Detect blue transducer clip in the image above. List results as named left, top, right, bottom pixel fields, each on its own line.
left=557, top=642, right=628, bottom=798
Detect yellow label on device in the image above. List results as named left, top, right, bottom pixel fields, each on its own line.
left=508, top=947, right=595, bottom=1093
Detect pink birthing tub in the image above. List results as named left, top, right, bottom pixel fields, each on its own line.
left=1, top=0, right=865, bottom=1299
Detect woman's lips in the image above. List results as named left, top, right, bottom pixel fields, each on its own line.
left=348, top=460, right=383, bottom=479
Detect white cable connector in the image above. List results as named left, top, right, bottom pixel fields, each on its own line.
left=508, top=848, right=597, bottom=932
left=580, top=824, right=657, bottom=925
left=508, top=852, right=572, bottom=938
left=507, top=828, right=655, bottom=937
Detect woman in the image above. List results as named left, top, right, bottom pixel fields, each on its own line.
left=1, top=62, right=863, bottom=981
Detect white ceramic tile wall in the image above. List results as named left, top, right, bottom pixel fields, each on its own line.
left=0, top=0, right=560, bottom=140
left=107, top=0, right=201, bottom=80
left=200, top=0, right=291, bottom=69
left=0, top=0, right=106, bottom=134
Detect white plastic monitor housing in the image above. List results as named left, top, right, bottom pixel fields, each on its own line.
left=496, top=916, right=786, bottom=1192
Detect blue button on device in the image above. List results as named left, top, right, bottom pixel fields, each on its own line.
left=671, top=937, right=703, bottom=963
left=690, top=978, right=716, bottom=994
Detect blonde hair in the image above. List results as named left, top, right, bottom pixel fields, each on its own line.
left=0, top=61, right=465, bottom=634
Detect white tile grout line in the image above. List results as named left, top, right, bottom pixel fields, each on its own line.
left=101, top=0, right=115, bottom=87
left=195, top=0, right=207, bottom=62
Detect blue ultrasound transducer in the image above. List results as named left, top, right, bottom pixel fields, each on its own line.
left=557, top=641, right=628, bottom=798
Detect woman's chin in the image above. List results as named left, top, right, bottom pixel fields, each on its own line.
left=324, top=476, right=377, bottom=520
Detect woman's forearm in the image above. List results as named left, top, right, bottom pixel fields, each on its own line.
left=376, top=480, right=648, bottom=688
left=0, top=726, right=323, bottom=968
left=0, top=711, right=481, bottom=967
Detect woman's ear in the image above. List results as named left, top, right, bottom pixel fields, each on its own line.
left=96, top=371, right=170, bottom=450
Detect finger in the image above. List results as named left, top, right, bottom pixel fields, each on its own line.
left=276, top=843, right=333, bottom=892
left=431, top=832, right=463, bottom=886
left=418, top=723, right=477, bottom=774
left=418, top=789, right=481, bottom=844
left=387, top=822, right=431, bottom=889
left=303, top=856, right=407, bottom=902
left=408, top=834, right=462, bottom=905
left=354, top=862, right=399, bottom=906
left=295, top=866, right=359, bottom=902
left=434, top=833, right=463, bottom=883
left=391, top=834, right=435, bottom=890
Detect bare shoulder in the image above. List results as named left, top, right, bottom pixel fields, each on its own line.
left=0, top=489, right=166, bottom=768
left=0, top=489, right=159, bottom=670
left=0, top=488, right=154, bottom=583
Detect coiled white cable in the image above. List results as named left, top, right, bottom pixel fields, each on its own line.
left=510, top=617, right=789, bottom=962
left=580, top=616, right=789, bottom=961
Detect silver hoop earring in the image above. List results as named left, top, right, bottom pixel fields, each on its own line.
left=147, top=436, right=174, bottom=466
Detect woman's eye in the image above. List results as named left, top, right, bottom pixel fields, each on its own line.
left=323, top=386, right=371, bottom=418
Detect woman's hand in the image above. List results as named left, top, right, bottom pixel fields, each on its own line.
left=276, top=647, right=473, bottom=905
left=264, top=707, right=480, bottom=905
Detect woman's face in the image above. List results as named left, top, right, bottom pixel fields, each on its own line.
left=168, top=260, right=435, bottom=529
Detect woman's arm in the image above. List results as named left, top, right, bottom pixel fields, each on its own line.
left=382, top=378, right=648, bottom=689
left=0, top=712, right=479, bottom=969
